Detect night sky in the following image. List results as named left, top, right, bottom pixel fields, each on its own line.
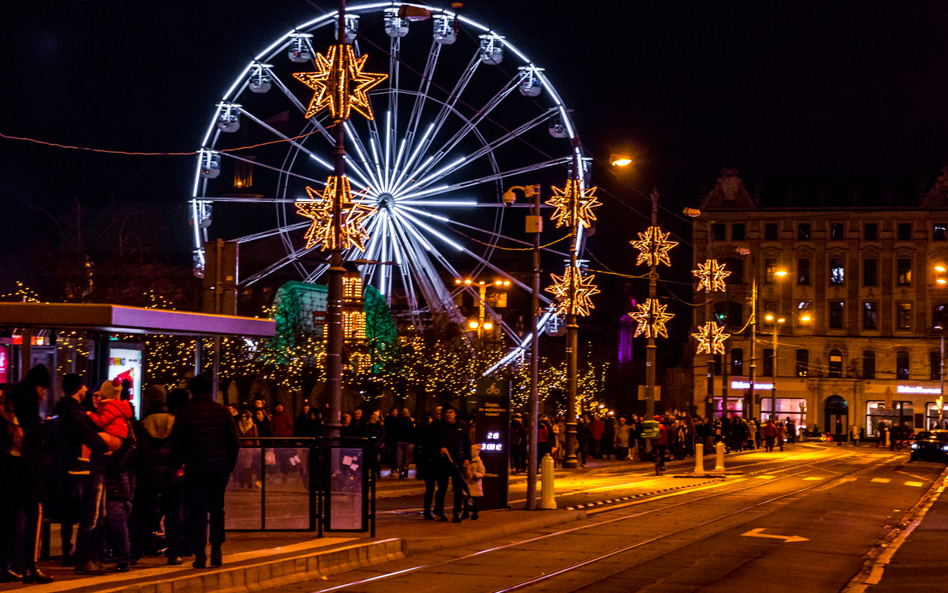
left=3, top=1, right=948, bottom=319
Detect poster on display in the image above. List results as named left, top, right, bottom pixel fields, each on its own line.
left=0, top=344, right=8, bottom=384
left=108, top=345, right=143, bottom=418
left=475, top=378, right=511, bottom=511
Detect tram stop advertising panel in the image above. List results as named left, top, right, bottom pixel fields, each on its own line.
left=476, top=377, right=511, bottom=510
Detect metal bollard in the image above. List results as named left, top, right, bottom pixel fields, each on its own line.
left=715, top=441, right=725, bottom=472
left=694, top=443, right=705, bottom=475
left=539, top=453, right=557, bottom=509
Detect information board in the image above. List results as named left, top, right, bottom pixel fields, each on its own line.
left=475, top=378, right=510, bottom=510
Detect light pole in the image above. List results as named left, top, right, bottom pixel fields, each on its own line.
left=935, top=263, right=947, bottom=425
left=764, top=313, right=785, bottom=420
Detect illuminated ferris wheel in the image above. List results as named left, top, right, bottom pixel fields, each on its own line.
left=189, top=2, right=585, bottom=361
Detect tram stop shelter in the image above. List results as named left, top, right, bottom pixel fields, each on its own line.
left=0, top=302, right=275, bottom=416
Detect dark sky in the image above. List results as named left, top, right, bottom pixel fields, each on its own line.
left=3, top=1, right=948, bottom=298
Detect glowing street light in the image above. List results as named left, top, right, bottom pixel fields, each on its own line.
left=610, top=154, right=633, bottom=167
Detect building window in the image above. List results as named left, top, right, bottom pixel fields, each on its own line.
left=830, top=259, right=845, bottom=285
left=936, top=305, right=948, bottom=330
left=765, top=223, right=778, bottom=241
left=798, top=259, right=811, bottom=285
left=712, top=223, right=726, bottom=241
left=732, top=223, right=745, bottom=241
left=897, top=351, right=910, bottom=380
left=797, top=301, right=812, bottom=324
left=863, top=351, right=876, bottom=379
left=829, top=349, right=843, bottom=378
left=796, top=350, right=809, bottom=377
left=863, top=301, right=878, bottom=329
left=864, top=259, right=878, bottom=286
left=897, top=302, right=912, bottom=330
left=731, top=348, right=744, bottom=376
left=864, top=223, right=878, bottom=241
left=763, top=348, right=774, bottom=377
left=897, top=259, right=912, bottom=285
left=798, top=223, right=811, bottom=241
left=765, top=259, right=777, bottom=284
left=830, top=300, right=844, bottom=329
left=935, top=223, right=948, bottom=241
left=898, top=223, right=912, bottom=241
left=830, top=223, right=844, bottom=240
left=932, top=351, right=942, bottom=381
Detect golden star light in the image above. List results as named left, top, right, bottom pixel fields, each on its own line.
left=545, top=265, right=600, bottom=317
left=630, top=226, right=677, bottom=267
left=296, top=175, right=376, bottom=251
left=694, top=259, right=730, bottom=292
left=293, top=44, right=388, bottom=121
left=546, top=179, right=600, bottom=230
left=692, top=321, right=730, bottom=355
left=628, top=298, right=674, bottom=339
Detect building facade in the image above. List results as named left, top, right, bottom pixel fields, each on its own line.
left=691, top=169, right=948, bottom=438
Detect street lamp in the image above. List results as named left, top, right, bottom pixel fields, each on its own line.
left=935, top=263, right=947, bottom=426
left=456, top=277, right=509, bottom=337
left=764, top=313, right=785, bottom=421
left=747, top=266, right=788, bottom=421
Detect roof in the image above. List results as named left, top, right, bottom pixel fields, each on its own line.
left=0, top=303, right=275, bottom=337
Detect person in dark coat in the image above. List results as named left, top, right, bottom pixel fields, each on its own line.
left=361, top=410, right=385, bottom=477
left=383, top=407, right=399, bottom=476
left=104, top=417, right=137, bottom=572
left=253, top=409, right=273, bottom=437
left=509, top=414, right=527, bottom=474
left=435, top=405, right=471, bottom=523
left=0, top=382, right=24, bottom=582
left=130, top=384, right=185, bottom=565
left=394, top=408, right=415, bottom=479
left=169, top=375, right=239, bottom=569
left=415, top=414, right=440, bottom=519
left=8, top=365, right=55, bottom=583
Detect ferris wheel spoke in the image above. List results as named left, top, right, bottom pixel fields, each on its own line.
left=238, top=107, right=333, bottom=170
left=402, top=41, right=442, bottom=168
left=386, top=37, right=401, bottom=192
left=219, top=152, right=327, bottom=187
left=243, top=246, right=322, bottom=286
left=233, top=221, right=309, bottom=244
left=344, top=121, right=382, bottom=190
left=270, top=74, right=336, bottom=146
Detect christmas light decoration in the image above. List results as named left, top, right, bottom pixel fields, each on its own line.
left=630, top=226, right=677, bottom=267
left=692, top=321, right=730, bottom=355
left=545, top=265, right=600, bottom=317
left=293, top=44, right=388, bottom=121
left=546, top=179, right=600, bottom=230
left=296, top=175, right=376, bottom=251
left=628, top=298, right=675, bottom=339
left=693, top=259, right=730, bottom=292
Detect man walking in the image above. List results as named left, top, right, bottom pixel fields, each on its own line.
left=170, top=375, right=239, bottom=569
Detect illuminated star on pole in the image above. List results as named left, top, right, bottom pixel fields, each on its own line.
left=630, top=226, right=677, bottom=267
left=546, top=179, right=600, bottom=230
left=296, top=175, right=376, bottom=251
left=693, top=259, right=731, bottom=292
left=628, top=298, right=675, bottom=339
left=546, top=265, right=600, bottom=317
left=692, top=321, right=730, bottom=355
left=293, top=44, right=388, bottom=121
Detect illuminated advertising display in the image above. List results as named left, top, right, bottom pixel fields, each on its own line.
left=475, top=378, right=511, bottom=511
left=108, top=345, right=143, bottom=419
left=0, top=344, right=8, bottom=384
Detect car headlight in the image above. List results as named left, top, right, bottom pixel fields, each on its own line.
left=911, top=443, right=919, bottom=449
left=941, top=445, right=948, bottom=452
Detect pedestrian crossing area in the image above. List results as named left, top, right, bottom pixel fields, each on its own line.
left=755, top=474, right=930, bottom=487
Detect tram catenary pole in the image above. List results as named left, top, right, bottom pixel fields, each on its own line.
left=563, top=157, right=581, bottom=469
left=645, top=189, right=659, bottom=420
left=325, top=0, right=348, bottom=438
left=527, top=185, right=541, bottom=509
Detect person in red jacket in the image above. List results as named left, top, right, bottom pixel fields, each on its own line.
left=590, top=416, right=605, bottom=459
left=270, top=403, right=294, bottom=437
left=654, top=416, right=668, bottom=473
left=761, top=419, right=778, bottom=452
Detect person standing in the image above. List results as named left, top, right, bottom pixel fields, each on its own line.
left=850, top=422, right=860, bottom=446
left=835, top=418, right=844, bottom=447
left=576, top=416, right=590, bottom=467
left=362, top=411, right=385, bottom=477
left=601, top=418, right=615, bottom=460
left=270, top=403, right=293, bottom=438
left=416, top=413, right=441, bottom=520
left=615, top=417, right=631, bottom=461
left=654, top=416, right=668, bottom=473
left=104, top=416, right=136, bottom=572
left=384, top=407, right=400, bottom=477
left=590, top=415, right=604, bottom=459
left=762, top=419, right=777, bottom=452
left=435, top=405, right=471, bottom=523
left=509, top=414, right=527, bottom=474
left=394, top=409, right=415, bottom=479
left=169, top=375, right=239, bottom=569
left=462, top=444, right=485, bottom=520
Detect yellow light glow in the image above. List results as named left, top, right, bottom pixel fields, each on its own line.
left=547, top=179, right=600, bottom=229
left=293, top=44, right=388, bottom=121
left=469, top=321, right=479, bottom=329
left=629, top=298, right=675, bottom=339
left=693, top=258, right=730, bottom=292
left=939, top=278, right=948, bottom=285
left=610, top=154, right=632, bottom=167
left=296, top=175, right=376, bottom=251
left=801, top=315, right=812, bottom=322
left=464, top=279, right=472, bottom=285
left=692, top=321, right=729, bottom=355
left=630, top=226, right=677, bottom=268
left=503, top=280, right=511, bottom=286
left=937, top=265, right=947, bottom=272
left=775, top=270, right=789, bottom=277
left=455, top=279, right=462, bottom=284
left=765, top=314, right=774, bottom=322
left=545, top=265, right=600, bottom=317
left=495, top=280, right=503, bottom=285
left=483, top=322, right=494, bottom=330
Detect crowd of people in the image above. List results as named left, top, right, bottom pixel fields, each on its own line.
left=0, top=366, right=239, bottom=582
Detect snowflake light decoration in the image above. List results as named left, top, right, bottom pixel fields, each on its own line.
left=545, top=265, right=600, bottom=317
left=630, top=226, right=677, bottom=267
left=546, top=179, right=600, bottom=230
left=628, top=298, right=675, bottom=339
left=296, top=175, right=376, bottom=251
left=694, top=259, right=730, bottom=292
left=293, top=44, right=388, bottom=121
left=692, top=321, right=730, bottom=355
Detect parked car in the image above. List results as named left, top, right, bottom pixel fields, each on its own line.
left=909, top=430, right=948, bottom=462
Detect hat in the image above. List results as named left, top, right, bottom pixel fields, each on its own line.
left=654, top=415, right=663, bottom=421
left=25, top=364, right=51, bottom=389
left=62, top=373, right=84, bottom=397
left=97, top=379, right=123, bottom=400
left=145, top=384, right=167, bottom=405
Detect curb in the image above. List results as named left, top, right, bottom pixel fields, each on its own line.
left=85, top=539, right=404, bottom=593
left=403, top=510, right=587, bottom=555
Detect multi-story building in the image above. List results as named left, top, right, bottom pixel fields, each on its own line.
left=691, top=169, right=948, bottom=438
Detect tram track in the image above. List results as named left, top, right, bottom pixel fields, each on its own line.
left=312, top=450, right=881, bottom=592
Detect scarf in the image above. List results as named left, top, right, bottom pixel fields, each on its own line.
left=239, top=416, right=255, bottom=434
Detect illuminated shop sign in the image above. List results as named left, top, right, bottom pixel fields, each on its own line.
left=897, top=385, right=942, bottom=395
left=730, top=381, right=774, bottom=390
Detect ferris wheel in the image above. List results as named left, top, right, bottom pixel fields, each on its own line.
left=189, top=2, right=586, bottom=365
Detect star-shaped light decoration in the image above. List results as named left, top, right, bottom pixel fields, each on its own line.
left=693, top=259, right=730, bottom=292
left=628, top=298, right=675, bottom=339
left=630, top=226, right=677, bottom=267
left=545, top=265, right=600, bottom=317
left=296, top=175, right=376, bottom=251
left=546, top=179, right=600, bottom=230
left=692, top=321, right=730, bottom=355
left=293, top=44, right=388, bottom=121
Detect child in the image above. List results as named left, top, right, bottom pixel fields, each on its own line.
left=462, top=444, right=486, bottom=520
left=70, top=379, right=132, bottom=475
